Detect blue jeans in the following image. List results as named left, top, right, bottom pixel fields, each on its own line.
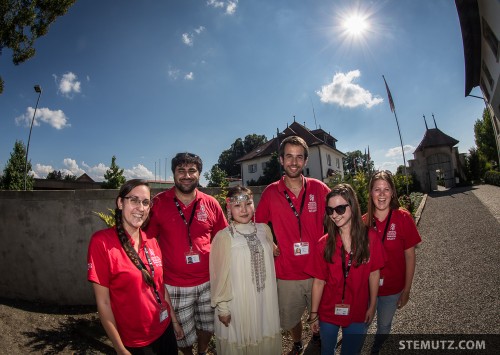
left=319, top=321, right=367, bottom=355
left=372, top=292, right=401, bottom=353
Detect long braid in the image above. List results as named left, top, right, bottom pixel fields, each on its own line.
left=114, top=208, right=154, bottom=286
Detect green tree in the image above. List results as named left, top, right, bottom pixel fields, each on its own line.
left=217, top=134, right=267, bottom=178
left=474, top=108, right=498, bottom=167
left=64, top=174, right=76, bottom=181
left=343, top=150, right=372, bottom=176
left=466, top=147, right=486, bottom=183
left=102, top=156, right=126, bottom=189
left=204, top=164, right=228, bottom=187
left=0, top=0, right=76, bottom=93
left=1, top=140, right=33, bottom=190
left=46, top=170, right=63, bottom=180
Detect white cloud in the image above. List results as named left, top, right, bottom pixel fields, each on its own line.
left=316, top=70, right=383, bottom=109
left=182, top=33, right=193, bottom=46
left=207, top=0, right=224, bottom=9
left=168, top=67, right=180, bottom=80
left=207, top=0, right=238, bottom=14
left=82, top=161, right=108, bottom=181
left=63, top=158, right=86, bottom=176
left=184, top=72, right=194, bottom=80
left=33, top=164, right=54, bottom=178
left=182, top=26, right=206, bottom=47
left=124, top=164, right=154, bottom=180
left=385, top=145, right=415, bottom=158
left=55, top=72, right=81, bottom=97
left=15, top=107, right=71, bottom=130
left=226, top=1, right=238, bottom=14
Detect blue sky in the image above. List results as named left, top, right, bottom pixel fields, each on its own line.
left=0, top=0, right=486, bottom=185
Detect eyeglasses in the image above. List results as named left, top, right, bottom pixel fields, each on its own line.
left=123, top=196, right=152, bottom=208
left=326, top=204, right=350, bottom=216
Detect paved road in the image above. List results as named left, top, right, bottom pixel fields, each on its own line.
left=388, top=184, right=500, bottom=335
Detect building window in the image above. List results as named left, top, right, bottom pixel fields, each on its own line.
left=482, top=19, right=499, bottom=62
left=261, top=162, right=268, bottom=170
left=248, top=164, right=257, bottom=173
left=336, top=158, right=340, bottom=168
left=306, top=168, right=310, bottom=176
left=327, top=154, right=332, bottom=166
left=482, top=61, right=494, bottom=90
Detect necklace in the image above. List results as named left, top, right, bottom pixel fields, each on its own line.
left=229, top=223, right=266, bottom=292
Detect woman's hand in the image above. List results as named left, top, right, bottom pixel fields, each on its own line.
left=172, top=322, right=185, bottom=340
left=273, top=243, right=280, bottom=257
left=218, top=314, right=231, bottom=327
left=365, top=305, right=376, bottom=324
left=311, top=318, right=320, bottom=333
left=397, top=290, right=410, bottom=309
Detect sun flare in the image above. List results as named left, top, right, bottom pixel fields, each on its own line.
left=343, top=15, right=369, bottom=36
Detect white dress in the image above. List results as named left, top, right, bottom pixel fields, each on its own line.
left=210, top=222, right=282, bottom=355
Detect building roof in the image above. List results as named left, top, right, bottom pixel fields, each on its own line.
left=76, top=173, right=94, bottom=182
left=236, top=121, right=344, bottom=163
left=455, top=0, right=482, bottom=96
left=414, top=128, right=459, bottom=152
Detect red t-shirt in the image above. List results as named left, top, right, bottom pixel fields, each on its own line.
left=145, top=188, right=228, bottom=287
left=87, top=228, right=169, bottom=347
left=364, top=208, right=422, bottom=296
left=305, top=230, right=385, bottom=327
left=255, top=176, right=330, bottom=280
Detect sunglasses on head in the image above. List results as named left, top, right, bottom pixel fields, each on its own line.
left=326, top=204, right=350, bottom=216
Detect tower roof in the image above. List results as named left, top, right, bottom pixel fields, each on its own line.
left=415, top=128, right=459, bottom=152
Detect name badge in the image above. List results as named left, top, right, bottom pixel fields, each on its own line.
left=159, top=305, right=169, bottom=322
left=293, top=242, right=309, bottom=256
left=379, top=277, right=384, bottom=286
left=185, top=251, right=200, bottom=264
left=334, top=303, right=350, bottom=316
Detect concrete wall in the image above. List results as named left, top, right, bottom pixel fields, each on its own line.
left=0, top=186, right=265, bottom=306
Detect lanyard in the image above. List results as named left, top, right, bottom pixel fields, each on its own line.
left=283, top=179, right=307, bottom=241
left=340, top=245, right=353, bottom=303
left=128, top=237, right=162, bottom=305
left=174, top=198, right=198, bottom=249
left=381, top=209, right=393, bottom=244
left=142, top=246, right=162, bottom=305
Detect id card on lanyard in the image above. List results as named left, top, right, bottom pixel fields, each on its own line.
left=335, top=246, right=352, bottom=316
left=174, top=198, right=201, bottom=264
left=284, top=180, right=308, bottom=255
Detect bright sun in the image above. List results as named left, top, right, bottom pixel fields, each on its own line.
left=343, top=15, right=369, bottom=36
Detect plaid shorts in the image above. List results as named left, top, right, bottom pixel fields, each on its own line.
left=165, top=281, right=214, bottom=348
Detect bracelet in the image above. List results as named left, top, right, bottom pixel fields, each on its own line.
left=307, top=315, right=319, bottom=324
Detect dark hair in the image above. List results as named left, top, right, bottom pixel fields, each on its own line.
left=114, top=179, right=154, bottom=286
left=365, top=171, right=400, bottom=227
left=171, top=152, right=203, bottom=173
left=323, top=183, right=369, bottom=265
left=279, top=136, right=309, bottom=160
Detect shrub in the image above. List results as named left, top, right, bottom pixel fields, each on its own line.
left=484, top=170, right=500, bottom=186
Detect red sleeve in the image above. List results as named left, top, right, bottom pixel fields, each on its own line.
left=255, top=187, right=271, bottom=224
left=400, top=208, right=422, bottom=250
left=87, top=230, right=112, bottom=287
left=211, top=199, right=228, bottom=239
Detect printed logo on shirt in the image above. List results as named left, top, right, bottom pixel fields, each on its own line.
left=148, top=247, right=163, bottom=267
left=307, top=194, right=318, bottom=212
left=87, top=263, right=93, bottom=270
left=197, top=203, right=208, bottom=222
left=386, top=223, right=397, bottom=241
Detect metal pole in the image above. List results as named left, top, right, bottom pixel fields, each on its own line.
left=24, top=85, right=42, bottom=190
left=393, top=109, right=410, bottom=195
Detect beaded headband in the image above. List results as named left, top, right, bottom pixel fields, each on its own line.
left=226, top=193, right=253, bottom=205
